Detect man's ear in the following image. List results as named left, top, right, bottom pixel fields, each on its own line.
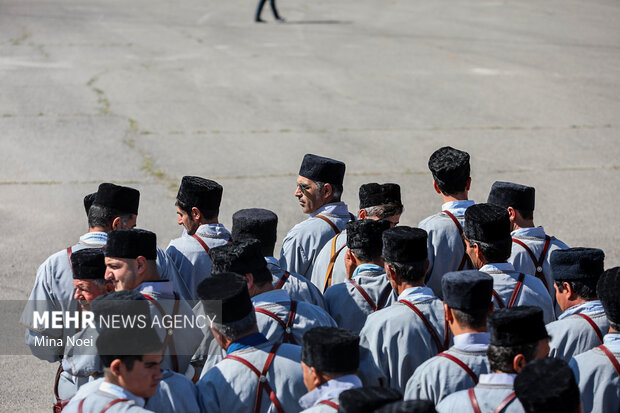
left=135, top=256, right=147, bottom=277
left=110, top=358, right=122, bottom=376
left=358, top=209, right=368, bottom=219
left=322, top=183, right=333, bottom=200
left=111, top=217, right=122, bottom=230
left=506, top=206, right=517, bottom=221
left=465, top=177, right=472, bottom=192
left=433, top=180, right=441, bottom=194
left=513, top=353, right=527, bottom=373
left=191, top=207, right=202, bottom=222
left=244, top=273, right=255, bottom=290
left=444, top=303, right=454, bottom=323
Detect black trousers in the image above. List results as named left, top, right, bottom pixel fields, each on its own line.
left=255, top=0, right=280, bottom=20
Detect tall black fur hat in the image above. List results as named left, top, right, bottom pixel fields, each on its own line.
left=298, top=154, right=346, bottom=186
left=464, top=203, right=511, bottom=244
left=176, top=176, right=223, bottom=211
left=346, top=219, right=391, bottom=257
left=550, top=247, right=605, bottom=281
left=488, top=306, right=549, bottom=346
left=487, top=181, right=535, bottom=212
left=382, top=226, right=428, bottom=263
left=232, top=208, right=278, bottom=248
left=93, top=183, right=140, bottom=215
left=97, top=324, right=162, bottom=360
left=90, top=290, right=150, bottom=333
left=514, top=358, right=579, bottom=413
left=375, top=401, right=437, bottom=413
left=427, top=146, right=470, bottom=192
left=358, top=183, right=402, bottom=209
left=597, top=267, right=620, bottom=325
left=105, top=229, right=157, bottom=260
left=301, top=327, right=360, bottom=373
left=71, top=248, right=106, bottom=280
left=209, top=239, right=272, bottom=283
left=83, top=192, right=97, bottom=216
left=338, top=387, right=402, bottom=413
left=197, top=272, right=254, bottom=323
left=442, top=270, right=493, bottom=311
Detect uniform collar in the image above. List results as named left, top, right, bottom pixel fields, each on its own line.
left=352, top=264, right=385, bottom=279
left=441, top=200, right=475, bottom=216
left=309, top=202, right=350, bottom=218
left=135, top=281, right=175, bottom=299
left=251, top=288, right=290, bottom=306
left=226, top=333, right=269, bottom=355
left=79, top=231, right=108, bottom=246
left=511, top=226, right=546, bottom=238
left=265, top=256, right=280, bottom=267
left=479, top=373, right=516, bottom=386
left=603, top=332, right=620, bottom=352
left=99, top=381, right=145, bottom=407
left=194, top=223, right=231, bottom=239
left=558, top=300, right=605, bottom=320
left=298, top=374, right=362, bottom=409
left=398, top=286, right=435, bottom=302
left=480, top=262, right=516, bottom=273
left=453, top=332, right=490, bottom=351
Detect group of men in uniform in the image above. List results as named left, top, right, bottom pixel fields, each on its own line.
left=21, top=148, right=619, bottom=413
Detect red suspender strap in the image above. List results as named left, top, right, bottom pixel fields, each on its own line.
left=512, top=236, right=551, bottom=291
left=285, top=301, right=298, bottom=344
left=507, top=273, right=525, bottom=308
left=67, top=246, right=73, bottom=269
left=468, top=388, right=482, bottom=413
left=348, top=279, right=378, bottom=311
left=443, top=210, right=473, bottom=271
left=255, top=308, right=289, bottom=339
left=438, top=352, right=479, bottom=384
left=376, top=283, right=393, bottom=311
left=492, top=290, right=505, bottom=309
left=142, top=293, right=181, bottom=373
left=598, top=345, right=620, bottom=377
left=398, top=300, right=445, bottom=352
left=192, top=234, right=210, bottom=253
left=315, top=214, right=341, bottom=235
left=494, top=392, right=517, bottom=413
left=576, top=314, right=605, bottom=344
left=319, top=399, right=339, bottom=409
left=274, top=271, right=290, bottom=290
left=323, top=233, right=345, bottom=293
left=101, top=399, right=131, bottom=413
left=225, top=343, right=284, bottom=413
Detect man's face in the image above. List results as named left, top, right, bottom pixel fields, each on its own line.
left=73, top=279, right=111, bottom=309
left=104, top=257, right=139, bottom=291
left=176, top=206, right=199, bottom=235
left=534, top=338, right=550, bottom=360
left=120, top=352, right=163, bottom=398
left=294, top=176, right=324, bottom=214
left=383, top=214, right=401, bottom=227
left=121, top=214, right=138, bottom=229
left=301, top=361, right=317, bottom=392
left=464, top=238, right=483, bottom=269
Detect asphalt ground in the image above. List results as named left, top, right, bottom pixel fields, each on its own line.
left=0, top=0, right=619, bottom=410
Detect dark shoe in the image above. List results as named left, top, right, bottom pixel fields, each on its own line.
left=255, top=18, right=266, bottom=23
left=275, top=16, right=286, bottom=23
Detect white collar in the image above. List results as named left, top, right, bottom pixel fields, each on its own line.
left=603, top=332, right=620, bottom=352
left=99, top=381, right=145, bottom=407
left=298, top=374, right=362, bottom=409
left=193, top=223, right=231, bottom=238
left=453, top=332, right=490, bottom=351
left=79, top=231, right=108, bottom=246
left=479, top=373, right=516, bottom=386
left=135, top=281, right=175, bottom=299
left=480, top=262, right=516, bottom=273
left=441, top=200, right=475, bottom=215
left=252, top=288, right=290, bottom=306
left=398, top=286, right=435, bottom=302
left=265, top=256, right=280, bottom=267
left=309, top=202, right=350, bottom=218
left=511, top=226, right=546, bottom=238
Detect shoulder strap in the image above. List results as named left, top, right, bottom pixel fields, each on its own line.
left=348, top=279, right=378, bottom=311
left=274, top=271, right=290, bottom=290
left=67, top=246, right=73, bottom=269
left=323, top=233, right=345, bottom=293
left=512, top=236, right=551, bottom=291
left=255, top=302, right=298, bottom=344
left=101, top=399, right=131, bottom=413
left=315, top=214, right=341, bottom=235
left=494, top=392, right=517, bottom=413
left=576, top=314, right=605, bottom=344
left=376, top=283, right=393, bottom=311
left=507, top=273, right=525, bottom=308
left=319, top=399, right=339, bottom=409
left=142, top=293, right=181, bottom=372
left=598, top=345, right=620, bottom=377
left=192, top=234, right=210, bottom=254
left=492, top=290, right=506, bottom=309
left=398, top=300, right=445, bottom=352
left=443, top=210, right=472, bottom=270
left=225, top=343, right=285, bottom=413
left=438, top=352, right=479, bottom=384
left=468, top=388, right=482, bottom=413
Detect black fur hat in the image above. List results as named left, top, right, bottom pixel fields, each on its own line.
left=464, top=203, right=511, bottom=244
left=231, top=208, right=278, bottom=248
left=487, top=181, right=535, bottom=212
left=346, top=219, right=391, bottom=258
left=90, top=290, right=150, bottom=333
left=358, top=183, right=402, bottom=209
left=550, top=247, right=605, bottom=281
left=71, top=248, right=106, bottom=280
left=375, top=400, right=437, bottom=413
left=488, top=306, right=549, bottom=346
left=176, top=176, right=223, bottom=211
left=298, top=154, right=346, bottom=186
left=597, top=267, right=620, bottom=326
left=209, top=239, right=272, bottom=283
left=338, top=387, right=402, bottom=413
left=442, top=270, right=493, bottom=311
left=197, top=272, right=254, bottom=323
left=93, top=183, right=140, bottom=215
left=382, top=226, right=428, bottom=263
left=427, top=146, right=470, bottom=193
left=83, top=192, right=97, bottom=216
left=301, top=327, right=359, bottom=373
left=105, top=229, right=157, bottom=260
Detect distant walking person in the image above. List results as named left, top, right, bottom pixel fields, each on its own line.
left=255, top=0, right=284, bottom=23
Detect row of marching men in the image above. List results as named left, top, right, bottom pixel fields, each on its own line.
left=21, top=147, right=619, bottom=412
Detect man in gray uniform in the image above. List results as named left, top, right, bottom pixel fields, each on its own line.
left=280, top=153, right=353, bottom=278
left=547, top=248, right=609, bottom=361
left=312, top=182, right=403, bottom=292
left=464, top=203, right=555, bottom=324
left=487, top=181, right=569, bottom=301
left=419, top=146, right=475, bottom=298
left=324, top=219, right=395, bottom=333
left=514, top=358, right=581, bottom=413
left=359, top=226, right=448, bottom=392
left=231, top=208, right=325, bottom=309
left=196, top=273, right=307, bottom=412
left=570, top=267, right=620, bottom=413
left=166, top=176, right=231, bottom=301
left=405, top=270, right=493, bottom=404
left=437, top=306, right=550, bottom=413
left=298, top=327, right=362, bottom=412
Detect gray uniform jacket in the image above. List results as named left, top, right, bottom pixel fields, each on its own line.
left=267, top=257, right=326, bottom=309
left=404, top=344, right=490, bottom=405
left=62, top=390, right=152, bottom=413
left=279, top=202, right=352, bottom=278
left=480, top=263, right=555, bottom=324
left=359, top=287, right=448, bottom=392
left=197, top=341, right=307, bottom=413
left=324, top=264, right=397, bottom=334
left=419, top=201, right=475, bottom=298
left=165, top=224, right=231, bottom=302
left=548, top=302, right=609, bottom=361
left=436, top=374, right=524, bottom=413
left=310, top=230, right=348, bottom=292
left=301, top=400, right=338, bottom=412
left=569, top=333, right=620, bottom=413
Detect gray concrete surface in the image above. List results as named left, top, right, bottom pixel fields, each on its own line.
left=1, top=0, right=619, bottom=410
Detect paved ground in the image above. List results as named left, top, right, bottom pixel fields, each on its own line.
left=0, top=0, right=618, bottom=410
